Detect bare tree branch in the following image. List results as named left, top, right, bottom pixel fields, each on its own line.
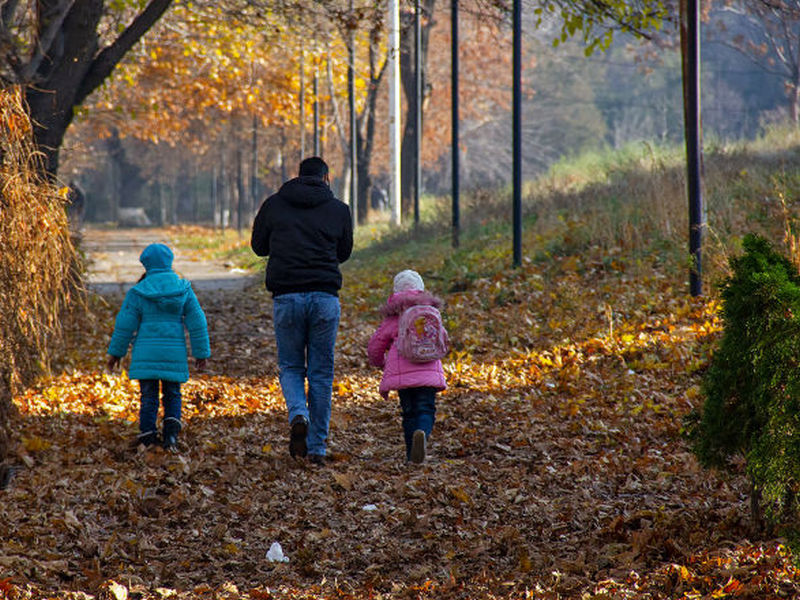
left=76, top=0, right=173, bottom=105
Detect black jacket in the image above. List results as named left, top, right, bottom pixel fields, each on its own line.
left=251, top=176, right=353, bottom=296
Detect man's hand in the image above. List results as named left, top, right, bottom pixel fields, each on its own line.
left=196, top=358, right=207, bottom=372
left=106, top=355, right=120, bottom=371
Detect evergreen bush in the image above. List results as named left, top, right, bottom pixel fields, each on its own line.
left=689, top=234, right=800, bottom=526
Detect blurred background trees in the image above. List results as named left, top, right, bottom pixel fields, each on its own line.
left=1, top=0, right=796, bottom=231
left=50, top=0, right=796, bottom=230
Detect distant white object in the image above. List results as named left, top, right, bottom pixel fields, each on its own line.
left=362, top=504, right=378, bottom=511
left=266, top=541, right=289, bottom=562
left=117, top=207, right=152, bottom=227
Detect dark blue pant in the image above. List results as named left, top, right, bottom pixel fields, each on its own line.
left=139, top=379, right=181, bottom=436
left=273, top=292, right=340, bottom=456
left=398, top=387, right=437, bottom=459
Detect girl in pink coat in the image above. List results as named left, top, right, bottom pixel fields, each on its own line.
left=368, top=270, right=447, bottom=463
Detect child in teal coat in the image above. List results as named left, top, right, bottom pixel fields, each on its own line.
left=106, top=243, right=210, bottom=450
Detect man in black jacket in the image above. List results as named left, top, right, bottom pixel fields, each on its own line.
left=251, top=157, right=353, bottom=465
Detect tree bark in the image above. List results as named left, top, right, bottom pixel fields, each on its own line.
left=236, top=148, right=245, bottom=232
left=21, top=0, right=173, bottom=177
left=399, top=0, right=436, bottom=217
left=750, top=476, right=766, bottom=534
left=356, top=24, right=389, bottom=224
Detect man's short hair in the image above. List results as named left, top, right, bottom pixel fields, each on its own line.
left=299, top=157, right=329, bottom=178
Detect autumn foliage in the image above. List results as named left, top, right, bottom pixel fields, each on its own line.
left=7, top=134, right=800, bottom=598
left=0, top=87, right=81, bottom=458
left=4, top=213, right=800, bottom=600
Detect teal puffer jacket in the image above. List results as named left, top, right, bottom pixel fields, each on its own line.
left=108, top=267, right=210, bottom=383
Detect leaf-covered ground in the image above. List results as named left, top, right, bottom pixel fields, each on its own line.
left=3, top=230, right=800, bottom=600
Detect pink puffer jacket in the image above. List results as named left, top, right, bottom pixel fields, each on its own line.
left=367, top=290, right=447, bottom=399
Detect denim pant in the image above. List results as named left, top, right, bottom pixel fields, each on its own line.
left=398, top=387, right=437, bottom=459
left=273, top=292, right=341, bottom=456
left=139, top=379, right=181, bottom=435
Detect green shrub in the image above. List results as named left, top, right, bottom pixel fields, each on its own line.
left=689, top=234, right=800, bottom=526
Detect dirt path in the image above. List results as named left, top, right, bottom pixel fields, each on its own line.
left=82, top=226, right=259, bottom=295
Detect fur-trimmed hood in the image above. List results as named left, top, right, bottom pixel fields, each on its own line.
left=382, top=289, right=442, bottom=317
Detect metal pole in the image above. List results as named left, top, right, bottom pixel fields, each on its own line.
left=414, top=0, right=422, bottom=226
left=313, top=63, right=320, bottom=156
left=299, top=42, right=306, bottom=160
left=348, top=0, right=357, bottom=229
left=512, top=0, right=522, bottom=267
left=451, top=0, right=460, bottom=248
left=681, top=0, right=703, bottom=296
left=389, top=0, right=402, bottom=226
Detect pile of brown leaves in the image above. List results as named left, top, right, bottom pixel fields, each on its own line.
left=2, top=239, right=799, bottom=600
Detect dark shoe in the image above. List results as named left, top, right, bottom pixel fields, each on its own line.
left=289, top=415, right=308, bottom=458
left=162, top=418, right=182, bottom=452
left=308, top=454, right=326, bottom=466
left=138, top=430, right=161, bottom=447
left=409, top=430, right=426, bottom=464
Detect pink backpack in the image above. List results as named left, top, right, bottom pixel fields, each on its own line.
left=397, top=304, right=450, bottom=363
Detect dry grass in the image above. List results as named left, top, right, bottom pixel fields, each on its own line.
left=0, top=87, right=82, bottom=457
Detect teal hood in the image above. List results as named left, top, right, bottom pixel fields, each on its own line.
left=139, top=243, right=174, bottom=273
left=131, top=272, right=191, bottom=313
left=134, top=244, right=187, bottom=307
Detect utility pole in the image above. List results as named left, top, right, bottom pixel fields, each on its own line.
left=512, top=0, right=522, bottom=267
left=389, top=0, right=402, bottom=225
left=299, top=41, right=306, bottom=160
left=313, top=61, right=320, bottom=156
left=414, top=0, right=422, bottom=226
left=680, top=0, right=703, bottom=296
left=451, top=0, right=460, bottom=248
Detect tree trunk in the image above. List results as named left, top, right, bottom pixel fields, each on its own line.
left=20, top=0, right=173, bottom=177
left=399, top=0, right=436, bottom=217
left=355, top=24, right=388, bottom=224
left=236, top=148, right=245, bottom=233
left=107, top=129, right=145, bottom=209
left=325, top=48, right=351, bottom=203
left=750, top=476, right=766, bottom=534
left=251, top=113, right=260, bottom=215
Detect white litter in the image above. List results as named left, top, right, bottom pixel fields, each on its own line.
left=362, top=504, right=378, bottom=511
left=266, top=541, right=289, bottom=562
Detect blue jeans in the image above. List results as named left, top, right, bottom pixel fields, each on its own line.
left=273, top=292, right=341, bottom=456
left=398, top=387, right=437, bottom=459
left=139, top=379, right=181, bottom=435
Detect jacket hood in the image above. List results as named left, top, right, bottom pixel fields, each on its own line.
left=132, top=271, right=191, bottom=304
left=139, top=243, right=174, bottom=273
left=382, top=290, right=442, bottom=317
left=277, top=176, right=334, bottom=208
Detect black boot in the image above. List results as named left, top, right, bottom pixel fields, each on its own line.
left=289, top=415, right=308, bottom=458
left=138, top=430, right=160, bottom=447
left=162, top=417, right=182, bottom=452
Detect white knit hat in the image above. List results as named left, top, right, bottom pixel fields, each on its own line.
left=393, top=269, right=425, bottom=293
